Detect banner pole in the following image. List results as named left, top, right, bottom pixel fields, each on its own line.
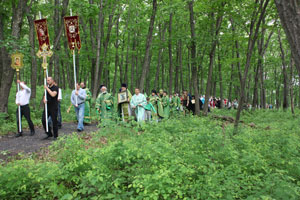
left=17, top=70, right=22, bottom=133
left=70, top=9, right=78, bottom=106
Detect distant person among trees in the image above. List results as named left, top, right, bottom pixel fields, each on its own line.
left=42, top=77, right=59, bottom=140
left=71, top=83, right=86, bottom=132
left=149, top=90, right=164, bottom=121
left=170, top=92, right=181, bottom=113
left=130, top=88, right=147, bottom=122
left=162, top=91, right=170, bottom=119
left=118, top=83, right=132, bottom=122
left=96, top=86, right=114, bottom=123
left=15, top=80, right=35, bottom=137
left=144, top=97, right=157, bottom=122
left=80, top=82, right=92, bottom=124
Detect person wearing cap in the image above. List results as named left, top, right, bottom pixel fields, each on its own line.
left=96, top=86, right=114, bottom=123
left=130, top=88, right=147, bottom=122
left=80, top=82, right=92, bottom=124
left=118, top=83, right=132, bottom=122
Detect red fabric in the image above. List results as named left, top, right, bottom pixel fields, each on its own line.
left=34, top=19, right=50, bottom=51
left=64, top=16, right=81, bottom=50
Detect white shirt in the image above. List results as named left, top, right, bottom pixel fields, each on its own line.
left=58, top=88, right=62, bottom=101
left=16, top=83, right=31, bottom=106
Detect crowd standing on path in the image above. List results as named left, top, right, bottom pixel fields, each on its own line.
left=14, top=80, right=275, bottom=139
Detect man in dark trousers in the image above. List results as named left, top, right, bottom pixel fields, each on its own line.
left=42, top=77, right=59, bottom=140
left=15, top=80, right=35, bottom=137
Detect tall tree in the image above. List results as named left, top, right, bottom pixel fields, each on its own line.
left=139, top=0, right=157, bottom=92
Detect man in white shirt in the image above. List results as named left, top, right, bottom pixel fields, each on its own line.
left=15, top=80, right=35, bottom=137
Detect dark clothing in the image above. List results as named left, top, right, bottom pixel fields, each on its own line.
left=47, top=85, right=59, bottom=108
left=16, top=104, right=34, bottom=133
left=42, top=108, right=58, bottom=138
left=42, top=84, right=59, bottom=138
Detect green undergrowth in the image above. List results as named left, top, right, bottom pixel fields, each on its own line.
left=1, top=111, right=300, bottom=199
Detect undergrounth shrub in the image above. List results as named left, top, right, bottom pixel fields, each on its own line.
left=1, top=112, right=300, bottom=199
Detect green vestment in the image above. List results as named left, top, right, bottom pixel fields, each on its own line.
left=96, top=92, right=114, bottom=122
left=84, top=88, right=92, bottom=124
left=118, top=89, right=132, bottom=121
left=162, top=96, right=170, bottom=119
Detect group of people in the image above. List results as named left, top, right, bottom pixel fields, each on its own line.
left=15, top=77, right=91, bottom=140
left=16, top=78, right=248, bottom=139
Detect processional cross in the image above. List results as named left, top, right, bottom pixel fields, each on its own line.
left=36, top=43, right=52, bottom=132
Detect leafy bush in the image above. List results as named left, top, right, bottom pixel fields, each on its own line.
left=1, top=111, right=300, bottom=199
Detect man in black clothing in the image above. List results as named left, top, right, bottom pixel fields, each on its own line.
left=42, top=77, right=59, bottom=140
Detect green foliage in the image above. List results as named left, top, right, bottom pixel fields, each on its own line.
left=1, top=111, right=300, bottom=199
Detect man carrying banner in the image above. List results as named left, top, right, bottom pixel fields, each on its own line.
left=42, top=77, right=59, bottom=140
left=71, top=83, right=86, bottom=132
left=80, top=82, right=92, bottom=124
left=15, top=80, right=35, bottom=137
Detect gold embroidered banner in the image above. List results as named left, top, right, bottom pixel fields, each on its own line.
left=64, top=16, right=81, bottom=50
left=34, top=19, right=50, bottom=51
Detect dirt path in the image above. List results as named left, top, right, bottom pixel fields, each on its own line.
left=0, top=122, right=99, bottom=161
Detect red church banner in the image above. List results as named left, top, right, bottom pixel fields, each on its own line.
left=34, top=19, right=50, bottom=51
left=64, top=16, right=81, bottom=51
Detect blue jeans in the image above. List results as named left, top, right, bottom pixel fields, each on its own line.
left=74, top=103, right=85, bottom=131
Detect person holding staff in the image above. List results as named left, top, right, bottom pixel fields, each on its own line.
left=42, top=77, right=59, bottom=140
left=15, top=80, right=35, bottom=137
left=71, top=83, right=86, bottom=132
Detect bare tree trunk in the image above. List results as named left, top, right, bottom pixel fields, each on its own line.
left=112, top=14, right=120, bottom=95
left=278, top=30, right=289, bottom=110
left=168, top=12, right=173, bottom=94
left=27, top=12, right=38, bottom=104
left=275, top=0, right=300, bottom=75
left=218, top=46, right=224, bottom=108
left=139, top=0, right=157, bottom=91
left=92, top=0, right=104, bottom=98
left=234, top=0, right=270, bottom=132
left=290, top=58, right=295, bottom=114
left=179, top=39, right=184, bottom=92
left=203, top=11, right=224, bottom=115
left=188, top=0, right=200, bottom=115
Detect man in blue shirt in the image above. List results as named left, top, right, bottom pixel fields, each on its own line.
left=71, top=83, right=86, bottom=132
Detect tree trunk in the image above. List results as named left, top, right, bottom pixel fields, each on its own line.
left=92, top=0, right=104, bottom=98
left=0, top=0, right=28, bottom=113
left=278, top=30, right=289, bottom=110
left=234, top=0, right=270, bottom=132
left=218, top=47, right=224, bottom=108
left=203, top=11, right=224, bottom=115
left=139, top=0, right=157, bottom=91
left=27, top=12, right=38, bottom=104
left=290, top=58, right=295, bottom=114
left=188, top=0, right=200, bottom=115
left=112, top=14, right=120, bottom=95
left=168, top=12, right=173, bottom=95
left=275, top=0, right=300, bottom=75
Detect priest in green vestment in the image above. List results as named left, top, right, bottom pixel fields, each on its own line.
left=118, top=83, right=132, bottom=122
left=170, top=92, right=182, bottom=114
left=130, top=88, right=147, bottom=122
left=149, top=90, right=164, bottom=121
left=162, top=91, right=170, bottom=119
left=81, top=82, right=92, bottom=124
left=96, top=86, right=114, bottom=122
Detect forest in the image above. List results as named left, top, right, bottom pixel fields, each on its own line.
left=1, top=0, right=300, bottom=199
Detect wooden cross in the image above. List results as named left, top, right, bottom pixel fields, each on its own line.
left=36, top=44, right=53, bottom=70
